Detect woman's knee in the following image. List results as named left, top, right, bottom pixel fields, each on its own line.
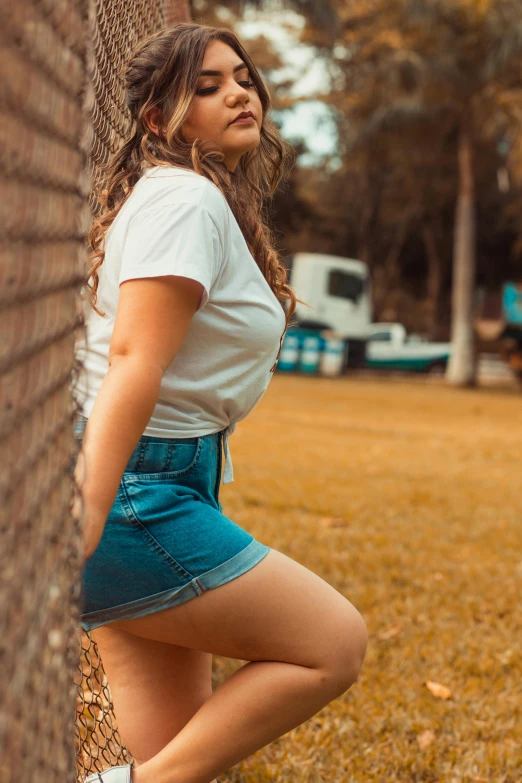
left=319, top=607, right=368, bottom=695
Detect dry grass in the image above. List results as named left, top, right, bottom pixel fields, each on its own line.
left=214, top=375, right=522, bottom=783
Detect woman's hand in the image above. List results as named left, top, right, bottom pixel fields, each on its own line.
left=71, top=489, right=108, bottom=563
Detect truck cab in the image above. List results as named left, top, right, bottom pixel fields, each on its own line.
left=286, top=253, right=372, bottom=367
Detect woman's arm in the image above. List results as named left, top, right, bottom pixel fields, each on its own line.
left=75, top=274, right=204, bottom=561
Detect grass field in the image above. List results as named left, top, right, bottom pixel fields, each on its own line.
left=214, top=375, right=522, bottom=783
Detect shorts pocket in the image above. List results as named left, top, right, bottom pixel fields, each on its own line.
left=124, top=437, right=203, bottom=480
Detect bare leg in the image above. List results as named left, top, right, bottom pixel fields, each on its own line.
left=91, top=628, right=218, bottom=783
left=109, top=549, right=368, bottom=783
left=133, top=657, right=356, bottom=783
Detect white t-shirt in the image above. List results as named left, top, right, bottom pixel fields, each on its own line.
left=74, top=165, right=287, bottom=484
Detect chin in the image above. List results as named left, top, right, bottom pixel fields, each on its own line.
left=238, top=137, right=261, bottom=155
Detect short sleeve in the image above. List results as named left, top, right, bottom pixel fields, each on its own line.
left=119, top=202, right=224, bottom=312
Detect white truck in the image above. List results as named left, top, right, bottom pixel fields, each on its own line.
left=286, top=253, right=372, bottom=368
left=365, top=323, right=452, bottom=373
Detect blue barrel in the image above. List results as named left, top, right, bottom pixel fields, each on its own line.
left=299, top=335, right=321, bottom=374
left=319, top=337, right=346, bottom=377
left=277, top=333, right=300, bottom=372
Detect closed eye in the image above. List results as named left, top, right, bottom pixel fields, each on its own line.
left=196, top=81, right=256, bottom=96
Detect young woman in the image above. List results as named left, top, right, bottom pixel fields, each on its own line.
left=75, top=22, right=368, bottom=783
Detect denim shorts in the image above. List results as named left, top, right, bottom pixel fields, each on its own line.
left=73, top=417, right=271, bottom=632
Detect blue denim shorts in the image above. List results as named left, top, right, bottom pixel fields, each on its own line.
left=73, top=417, right=270, bottom=632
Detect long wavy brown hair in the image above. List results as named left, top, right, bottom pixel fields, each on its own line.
left=87, top=22, right=303, bottom=327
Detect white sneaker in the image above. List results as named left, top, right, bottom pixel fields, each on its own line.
left=84, top=764, right=132, bottom=783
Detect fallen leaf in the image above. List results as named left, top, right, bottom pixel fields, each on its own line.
left=425, top=680, right=452, bottom=700
left=320, top=517, right=347, bottom=528
left=494, top=649, right=513, bottom=665
left=377, top=625, right=402, bottom=640
left=416, top=729, right=436, bottom=750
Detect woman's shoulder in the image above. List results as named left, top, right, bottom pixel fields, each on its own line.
left=138, top=165, right=230, bottom=226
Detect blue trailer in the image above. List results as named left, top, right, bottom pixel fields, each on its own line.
left=501, top=284, right=522, bottom=378
left=476, top=283, right=522, bottom=380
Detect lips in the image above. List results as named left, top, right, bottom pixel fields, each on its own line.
left=229, top=111, right=255, bottom=125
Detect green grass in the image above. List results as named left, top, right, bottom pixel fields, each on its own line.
left=214, top=375, right=522, bottom=783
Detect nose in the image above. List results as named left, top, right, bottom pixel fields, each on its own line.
left=226, top=80, right=250, bottom=105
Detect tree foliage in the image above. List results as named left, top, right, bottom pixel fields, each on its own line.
left=195, top=0, right=522, bottom=378
left=318, top=0, right=521, bottom=384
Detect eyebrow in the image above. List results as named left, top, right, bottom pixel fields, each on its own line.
left=199, top=62, right=249, bottom=77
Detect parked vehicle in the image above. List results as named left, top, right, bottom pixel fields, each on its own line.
left=365, top=323, right=452, bottom=373
left=475, top=283, right=522, bottom=380
left=285, top=253, right=372, bottom=368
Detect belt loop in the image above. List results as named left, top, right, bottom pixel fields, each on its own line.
left=222, top=423, right=237, bottom=484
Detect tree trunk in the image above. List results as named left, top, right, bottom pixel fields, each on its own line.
left=422, top=220, right=442, bottom=340
left=357, top=154, right=375, bottom=266
left=372, top=219, right=409, bottom=320
left=446, top=123, right=477, bottom=386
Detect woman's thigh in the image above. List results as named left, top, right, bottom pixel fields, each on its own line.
left=109, top=549, right=368, bottom=681
left=91, top=627, right=213, bottom=765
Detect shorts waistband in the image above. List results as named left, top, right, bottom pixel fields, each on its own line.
left=74, top=416, right=236, bottom=485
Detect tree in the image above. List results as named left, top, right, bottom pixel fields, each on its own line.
left=202, top=0, right=522, bottom=346
left=325, top=0, right=522, bottom=385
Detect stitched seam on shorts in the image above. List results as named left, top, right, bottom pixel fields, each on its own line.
left=118, top=480, right=196, bottom=580
left=213, top=432, right=222, bottom=502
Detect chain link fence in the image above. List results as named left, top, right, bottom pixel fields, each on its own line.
left=0, top=1, right=189, bottom=781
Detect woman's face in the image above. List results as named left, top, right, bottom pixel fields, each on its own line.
left=181, top=40, right=263, bottom=171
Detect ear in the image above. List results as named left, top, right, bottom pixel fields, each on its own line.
left=144, top=106, right=163, bottom=136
